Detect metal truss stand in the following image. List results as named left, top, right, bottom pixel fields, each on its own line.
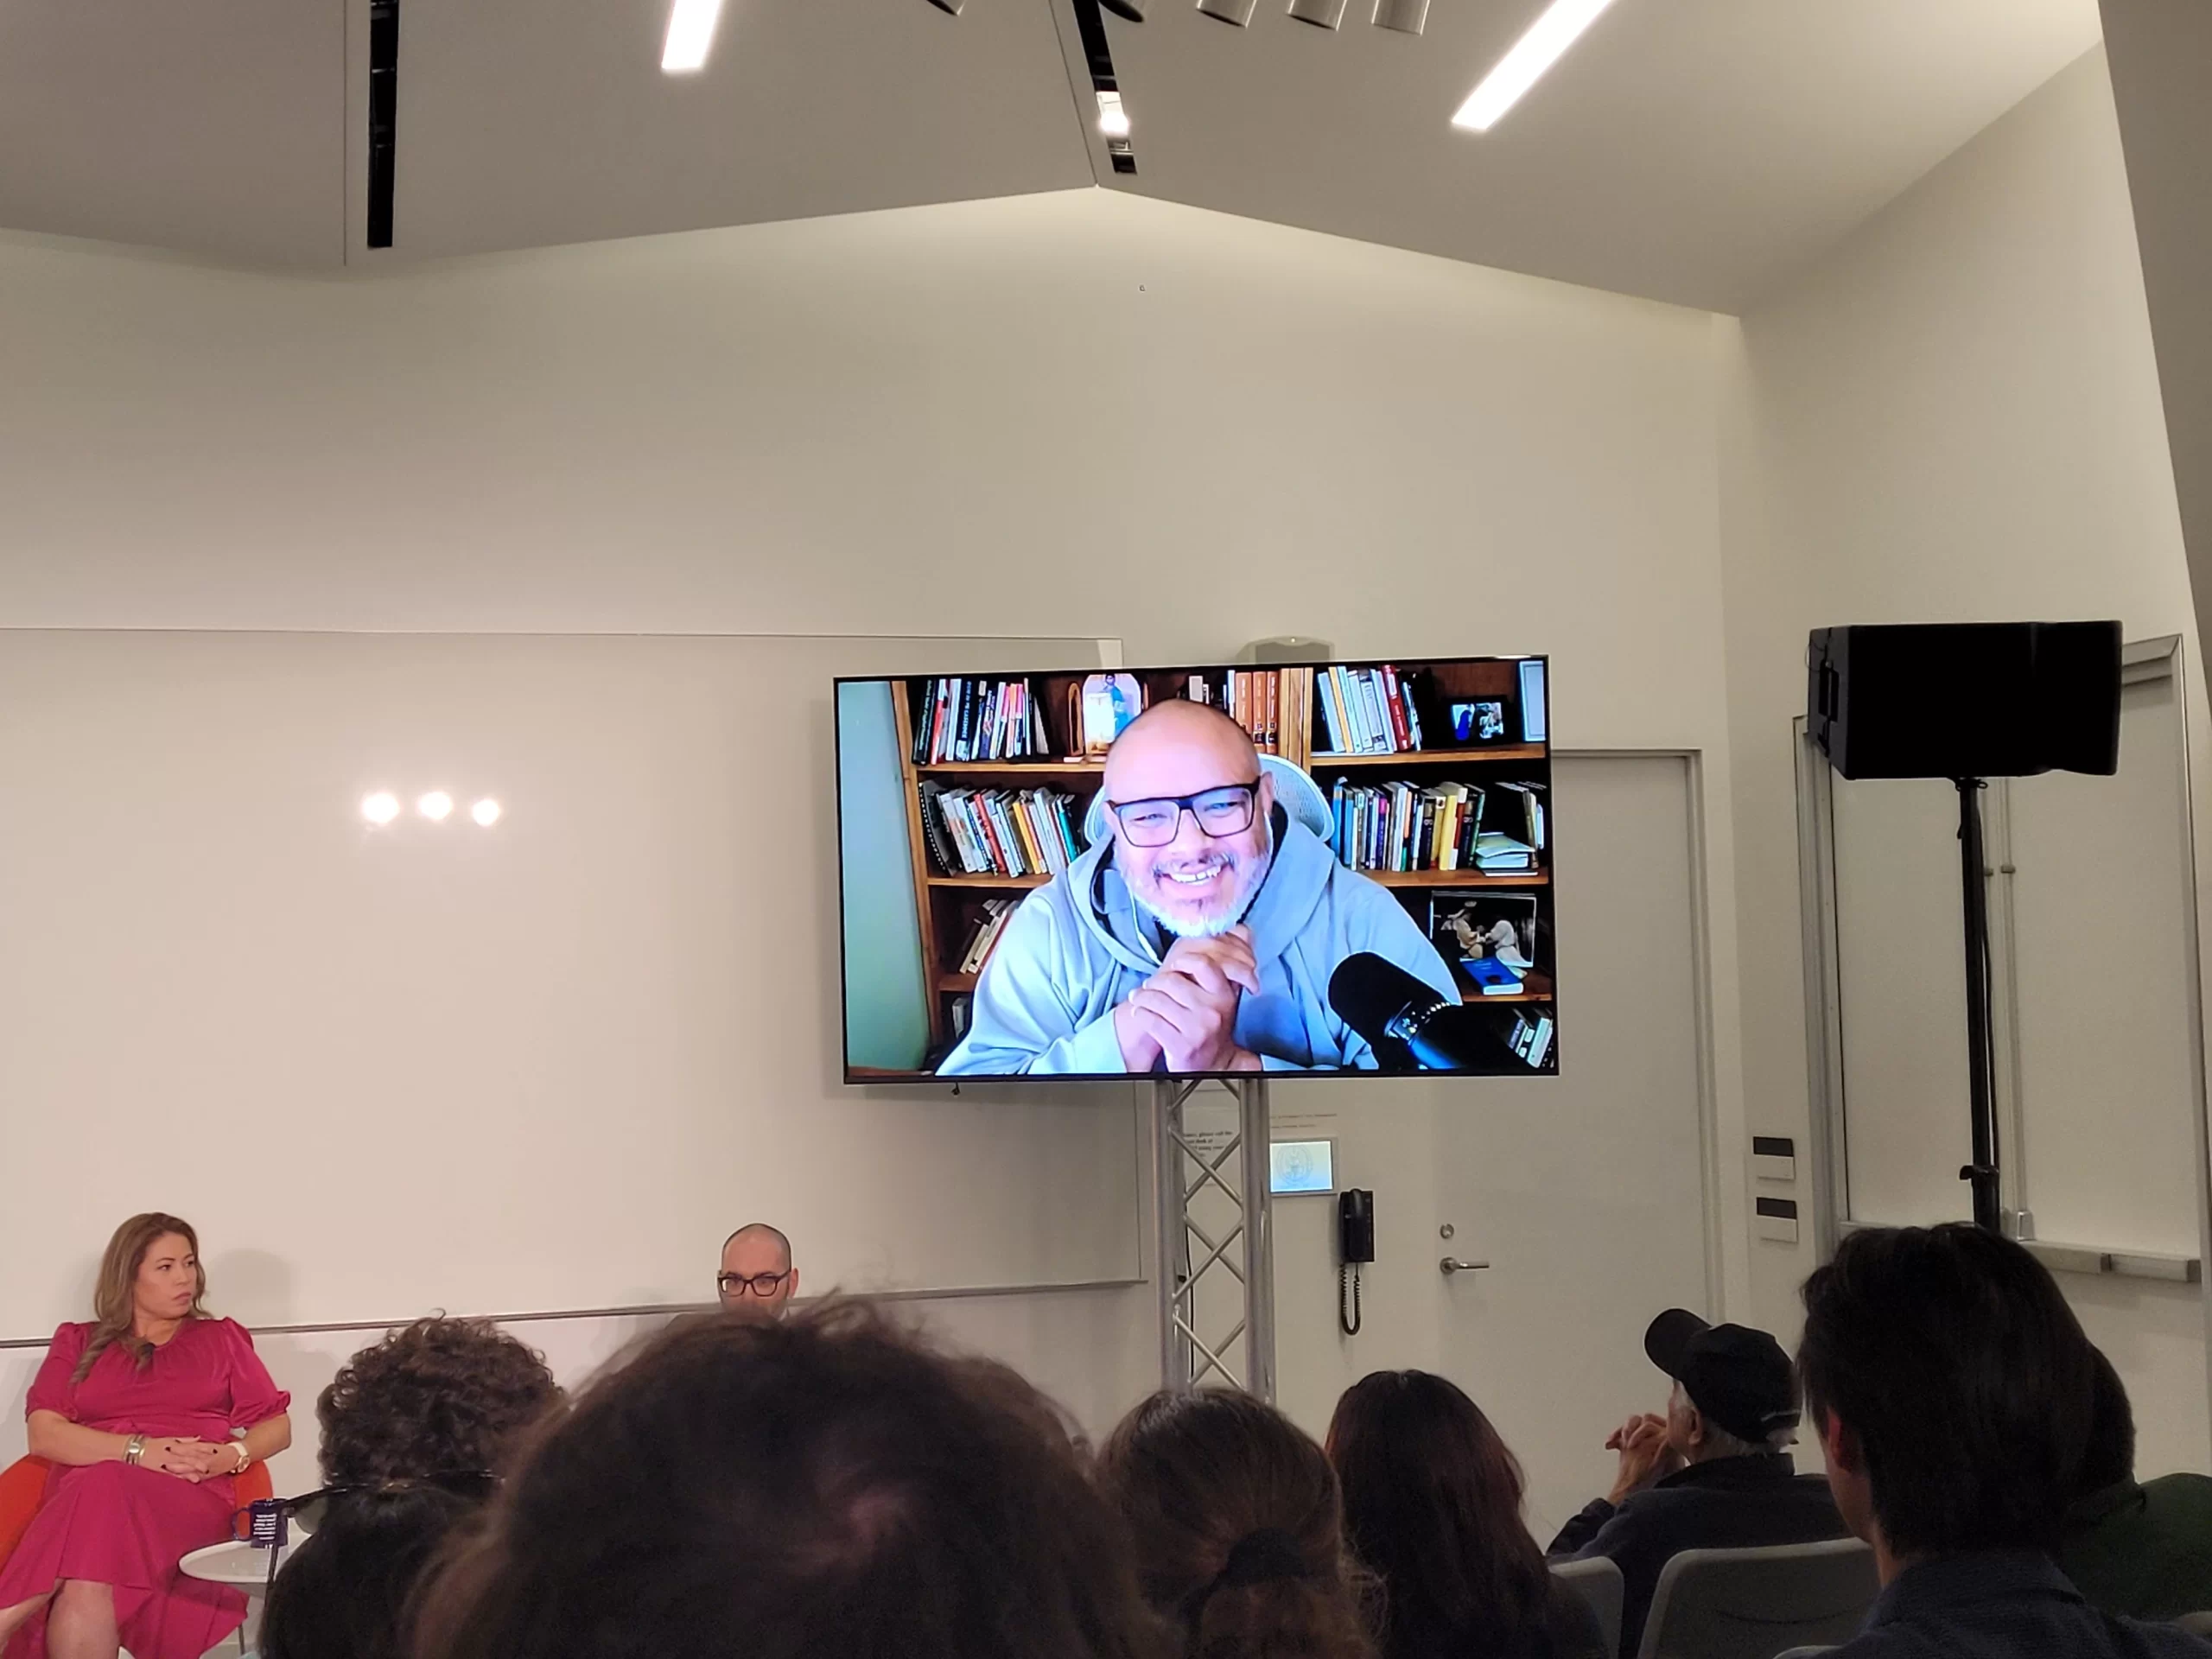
left=1152, top=1076, right=1275, bottom=1400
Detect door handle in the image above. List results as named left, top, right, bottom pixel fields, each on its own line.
left=1439, top=1256, right=1491, bottom=1275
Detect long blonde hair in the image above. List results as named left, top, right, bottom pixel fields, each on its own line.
left=73, top=1213, right=209, bottom=1382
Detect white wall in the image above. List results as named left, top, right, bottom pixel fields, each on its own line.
left=0, top=186, right=1751, bottom=1471
left=1720, top=48, right=2208, bottom=1468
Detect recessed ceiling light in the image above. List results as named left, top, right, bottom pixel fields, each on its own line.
left=661, top=0, right=722, bottom=73
left=471, top=798, right=503, bottom=828
left=1096, top=90, right=1131, bottom=139
left=417, top=791, right=454, bottom=823
left=1451, top=0, right=1618, bottom=133
left=361, top=791, right=400, bottom=827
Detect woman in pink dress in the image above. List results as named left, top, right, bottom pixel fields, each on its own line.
left=0, top=1214, right=292, bottom=1659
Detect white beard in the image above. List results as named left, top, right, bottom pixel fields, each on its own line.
left=1127, top=818, right=1275, bottom=940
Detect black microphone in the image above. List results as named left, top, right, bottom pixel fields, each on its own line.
left=1327, top=952, right=1524, bottom=1072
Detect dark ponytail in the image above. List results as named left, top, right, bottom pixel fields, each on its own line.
left=1099, top=1391, right=1374, bottom=1659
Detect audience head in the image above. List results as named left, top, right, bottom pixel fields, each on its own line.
left=718, top=1221, right=798, bottom=1314
left=1642, top=1309, right=1798, bottom=1463
left=1325, top=1370, right=1547, bottom=1659
left=261, top=1483, right=478, bottom=1659
left=416, top=1301, right=1161, bottom=1659
left=2079, top=1345, right=2136, bottom=1498
left=1797, top=1223, right=2098, bottom=1560
left=264, top=1319, right=562, bottom=1659
left=1097, top=1387, right=1371, bottom=1659
left=319, top=1314, right=563, bottom=1484
left=78, top=1211, right=207, bottom=1380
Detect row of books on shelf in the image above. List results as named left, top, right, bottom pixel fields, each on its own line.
left=918, top=782, right=1087, bottom=879
left=910, top=677, right=1052, bottom=766
left=1329, top=779, right=1544, bottom=874
left=1315, top=664, right=1425, bottom=756
left=953, top=899, right=1020, bottom=975
left=1507, top=1006, right=1555, bottom=1068
left=1180, top=669, right=1285, bottom=751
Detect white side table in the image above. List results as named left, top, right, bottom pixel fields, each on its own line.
left=179, top=1527, right=313, bottom=1656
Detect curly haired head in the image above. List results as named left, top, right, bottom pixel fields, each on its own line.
left=319, top=1316, right=563, bottom=1486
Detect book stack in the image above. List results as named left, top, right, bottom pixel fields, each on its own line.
left=1492, top=780, right=1548, bottom=850
left=1315, top=664, right=1427, bottom=756
left=918, top=782, right=1086, bottom=879
left=1330, top=779, right=1485, bottom=873
left=955, top=899, right=1020, bottom=975
left=1508, top=1007, right=1555, bottom=1068
left=1461, top=956, right=1525, bottom=995
left=1471, top=830, right=1538, bottom=873
left=910, top=677, right=1051, bottom=765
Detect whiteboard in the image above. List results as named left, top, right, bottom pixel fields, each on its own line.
left=0, top=631, right=1141, bottom=1339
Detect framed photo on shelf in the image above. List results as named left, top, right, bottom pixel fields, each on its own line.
left=1427, top=890, right=1540, bottom=972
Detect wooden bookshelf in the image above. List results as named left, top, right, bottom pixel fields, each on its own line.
left=888, top=657, right=1553, bottom=1064
left=1312, top=743, right=1547, bottom=768
left=1364, top=869, right=1548, bottom=888
left=916, top=761, right=1104, bottom=777
left=1455, top=969, right=1554, bottom=1006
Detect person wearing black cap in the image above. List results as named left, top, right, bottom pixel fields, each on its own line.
left=1547, top=1307, right=1847, bottom=1657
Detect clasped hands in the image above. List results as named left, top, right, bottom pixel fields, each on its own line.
left=1604, top=1412, right=1683, bottom=1505
left=134, top=1437, right=242, bottom=1483
left=1113, top=926, right=1263, bottom=1074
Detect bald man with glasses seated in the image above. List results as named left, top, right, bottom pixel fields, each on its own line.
left=938, top=699, right=1459, bottom=1077
left=716, top=1224, right=798, bottom=1317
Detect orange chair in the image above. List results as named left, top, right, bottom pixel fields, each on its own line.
left=0, top=1455, right=275, bottom=1574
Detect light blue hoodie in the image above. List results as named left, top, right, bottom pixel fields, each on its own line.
left=938, top=808, right=1460, bottom=1076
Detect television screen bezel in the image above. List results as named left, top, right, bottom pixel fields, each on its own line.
left=833, top=652, right=1555, bottom=1084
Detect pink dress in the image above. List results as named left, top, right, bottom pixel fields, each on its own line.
left=0, top=1319, right=289, bottom=1659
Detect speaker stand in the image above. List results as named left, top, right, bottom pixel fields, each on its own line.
left=1955, top=777, right=2002, bottom=1232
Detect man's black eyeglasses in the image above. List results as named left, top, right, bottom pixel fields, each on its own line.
left=717, top=1270, right=791, bottom=1298
left=1106, top=782, right=1261, bottom=849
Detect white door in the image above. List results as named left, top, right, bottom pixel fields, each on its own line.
left=1271, top=753, right=1715, bottom=1537
left=1429, top=753, right=1715, bottom=1535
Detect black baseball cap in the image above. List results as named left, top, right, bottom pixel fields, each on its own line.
left=1643, top=1309, right=1800, bottom=1446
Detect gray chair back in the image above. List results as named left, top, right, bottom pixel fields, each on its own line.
left=1632, top=1538, right=1878, bottom=1659
left=1550, top=1556, right=1626, bottom=1659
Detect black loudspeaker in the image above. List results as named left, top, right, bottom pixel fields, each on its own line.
left=1807, top=621, right=2122, bottom=780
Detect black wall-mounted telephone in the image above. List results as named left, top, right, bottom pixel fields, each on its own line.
left=1338, top=1189, right=1374, bottom=1337
left=1338, top=1189, right=1376, bottom=1264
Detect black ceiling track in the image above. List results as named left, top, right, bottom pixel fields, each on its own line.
left=1069, top=0, right=1135, bottom=174
left=367, top=0, right=398, bottom=248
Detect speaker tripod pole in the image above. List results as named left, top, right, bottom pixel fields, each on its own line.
left=1955, top=776, right=2002, bottom=1233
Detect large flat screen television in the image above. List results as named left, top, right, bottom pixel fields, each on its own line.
left=836, top=655, right=1556, bottom=1081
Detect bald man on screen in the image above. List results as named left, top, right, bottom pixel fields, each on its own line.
left=938, top=700, right=1459, bottom=1076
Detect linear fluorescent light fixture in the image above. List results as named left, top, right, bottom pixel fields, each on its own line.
left=1452, top=0, right=1617, bottom=131
left=661, top=0, right=722, bottom=72
left=1096, top=90, right=1131, bottom=138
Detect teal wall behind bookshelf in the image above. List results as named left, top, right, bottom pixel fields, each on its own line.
left=838, top=679, right=931, bottom=1071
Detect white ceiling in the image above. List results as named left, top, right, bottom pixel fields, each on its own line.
left=1081, top=0, right=2106, bottom=312
left=0, top=0, right=2103, bottom=312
